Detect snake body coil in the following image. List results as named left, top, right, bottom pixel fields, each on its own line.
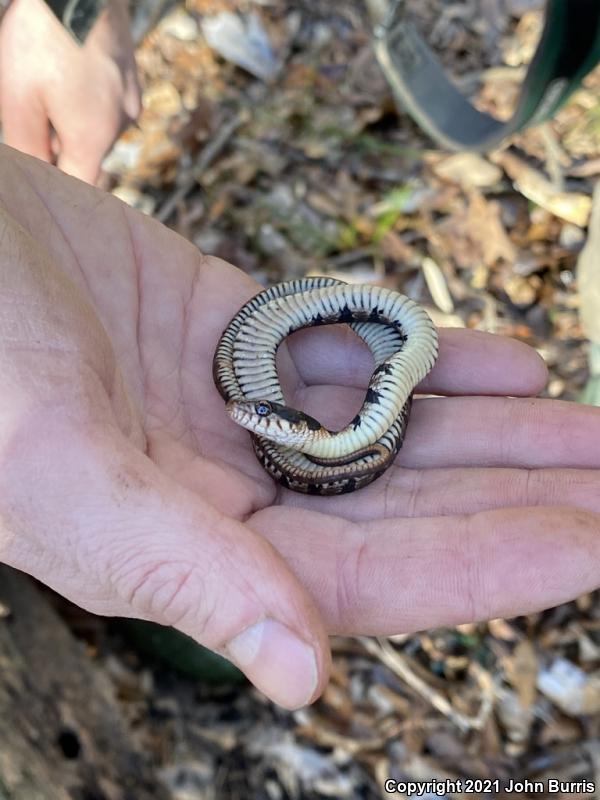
left=213, top=277, right=438, bottom=495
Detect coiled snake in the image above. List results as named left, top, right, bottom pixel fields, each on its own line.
left=213, top=277, right=439, bottom=495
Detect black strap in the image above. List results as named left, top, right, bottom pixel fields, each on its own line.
left=43, top=0, right=107, bottom=43
left=374, top=0, right=600, bottom=151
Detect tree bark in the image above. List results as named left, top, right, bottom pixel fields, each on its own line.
left=0, top=566, right=168, bottom=800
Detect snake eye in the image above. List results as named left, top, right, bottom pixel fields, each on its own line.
left=255, top=402, right=272, bottom=417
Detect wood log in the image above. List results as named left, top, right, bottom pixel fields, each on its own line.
left=0, top=566, right=168, bottom=800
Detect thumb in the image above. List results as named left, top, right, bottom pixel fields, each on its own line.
left=1, top=422, right=330, bottom=709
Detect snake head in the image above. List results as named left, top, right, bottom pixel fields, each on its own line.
left=225, top=399, right=324, bottom=449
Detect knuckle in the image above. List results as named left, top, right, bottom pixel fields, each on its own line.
left=117, top=555, right=216, bottom=633
left=458, top=514, right=491, bottom=622
left=334, top=527, right=369, bottom=629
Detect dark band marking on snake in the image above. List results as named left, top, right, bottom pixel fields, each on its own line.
left=212, top=277, right=439, bottom=495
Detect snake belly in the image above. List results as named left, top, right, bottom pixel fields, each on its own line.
left=213, top=277, right=439, bottom=495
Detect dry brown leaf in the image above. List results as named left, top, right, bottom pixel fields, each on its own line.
left=436, top=190, right=516, bottom=269
left=510, top=640, right=539, bottom=709
left=433, top=153, right=502, bottom=190
left=577, top=182, right=600, bottom=342
left=538, top=659, right=600, bottom=716
left=466, top=191, right=517, bottom=266
left=495, top=151, right=592, bottom=226
left=379, top=230, right=419, bottom=264
left=141, top=80, right=183, bottom=119
left=422, top=257, right=455, bottom=313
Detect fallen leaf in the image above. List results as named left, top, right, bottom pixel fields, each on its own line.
left=495, top=151, right=592, bottom=226
left=433, top=153, right=502, bottom=190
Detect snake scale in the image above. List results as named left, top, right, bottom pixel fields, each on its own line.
left=213, top=277, right=439, bottom=495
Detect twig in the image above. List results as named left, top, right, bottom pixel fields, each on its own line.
left=360, top=636, right=494, bottom=733
left=540, top=123, right=566, bottom=193
left=156, top=110, right=248, bottom=224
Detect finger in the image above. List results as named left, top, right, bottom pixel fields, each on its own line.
left=0, top=422, right=330, bottom=709
left=283, top=465, right=600, bottom=522
left=404, top=396, right=600, bottom=469
left=55, top=121, right=115, bottom=183
left=1, top=88, right=52, bottom=163
left=122, top=65, right=141, bottom=121
left=53, top=91, right=125, bottom=183
left=57, top=148, right=103, bottom=184
left=289, top=389, right=600, bottom=471
left=287, top=327, right=548, bottom=396
left=252, top=504, right=600, bottom=634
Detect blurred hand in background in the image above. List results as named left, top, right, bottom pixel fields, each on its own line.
left=0, top=0, right=139, bottom=183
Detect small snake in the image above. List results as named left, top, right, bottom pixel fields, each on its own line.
left=213, top=277, right=439, bottom=495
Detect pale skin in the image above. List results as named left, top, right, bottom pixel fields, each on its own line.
left=0, top=0, right=139, bottom=183
left=2, top=145, right=600, bottom=709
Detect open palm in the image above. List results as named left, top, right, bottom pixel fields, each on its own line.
left=2, top=145, right=600, bottom=708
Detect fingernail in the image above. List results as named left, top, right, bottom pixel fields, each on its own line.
left=226, top=618, right=318, bottom=708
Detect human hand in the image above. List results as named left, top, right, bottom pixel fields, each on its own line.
left=0, top=0, right=139, bottom=183
left=1, top=145, right=600, bottom=709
